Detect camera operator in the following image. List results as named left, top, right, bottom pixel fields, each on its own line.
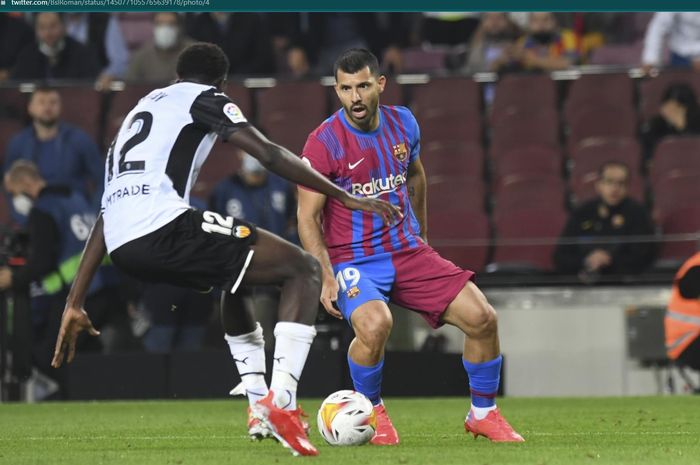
left=1, top=160, right=132, bottom=396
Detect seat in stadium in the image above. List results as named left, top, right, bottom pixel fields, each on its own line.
left=419, top=113, right=481, bottom=146
left=379, top=79, right=403, bottom=106
left=490, top=111, right=560, bottom=157
left=489, top=206, right=568, bottom=273
left=410, top=77, right=480, bottom=119
left=401, top=47, right=449, bottom=73
left=564, top=74, right=634, bottom=122
left=492, top=74, right=556, bottom=115
left=567, top=105, right=637, bottom=147
left=649, top=136, right=700, bottom=183
left=429, top=209, right=490, bottom=272
left=656, top=205, right=700, bottom=263
left=427, top=175, right=485, bottom=214
left=492, top=174, right=566, bottom=212
left=652, top=174, right=700, bottom=211
left=191, top=140, right=241, bottom=200
left=569, top=136, right=642, bottom=170
left=491, top=145, right=562, bottom=185
left=257, top=81, right=327, bottom=154
left=0, top=87, right=29, bottom=121
left=420, top=142, right=484, bottom=179
left=55, top=87, right=103, bottom=142
left=639, top=71, right=700, bottom=120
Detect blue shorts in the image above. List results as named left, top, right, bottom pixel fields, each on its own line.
left=332, top=245, right=474, bottom=329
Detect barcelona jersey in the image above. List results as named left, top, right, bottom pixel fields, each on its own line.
left=301, top=105, right=422, bottom=264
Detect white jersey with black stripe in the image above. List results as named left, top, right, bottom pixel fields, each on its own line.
left=101, top=81, right=249, bottom=253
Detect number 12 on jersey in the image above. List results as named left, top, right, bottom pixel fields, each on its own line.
left=107, top=111, right=153, bottom=182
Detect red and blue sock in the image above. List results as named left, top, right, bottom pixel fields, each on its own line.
left=462, top=355, right=502, bottom=409
left=348, top=355, right=384, bottom=406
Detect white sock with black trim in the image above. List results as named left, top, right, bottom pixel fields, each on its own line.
left=270, top=322, right=317, bottom=410
left=225, top=323, right=268, bottom=406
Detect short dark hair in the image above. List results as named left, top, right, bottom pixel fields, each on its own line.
left=662, top=82, right=699, bottom=110
left=176, top=43, right=229, bottom=86
left=29, top=85, right=59, bottom=102
left=598, top=161, right=629, bottom=179
left=333, top=48, right=380, bottom=79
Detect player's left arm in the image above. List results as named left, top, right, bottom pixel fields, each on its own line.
left=407, top=158, right=427, bottom=243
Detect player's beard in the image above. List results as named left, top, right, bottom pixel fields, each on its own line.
left=345, top=98, right=379, bottom=131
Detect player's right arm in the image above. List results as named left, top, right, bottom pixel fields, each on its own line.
left=297, top=188, right=342, bottom=319
left=227, top=127, right=400, bottom=226
left=51, top=213, right=104, bottom=368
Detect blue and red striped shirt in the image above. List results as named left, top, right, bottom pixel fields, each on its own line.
left=301, top=105, right=422, bottom=264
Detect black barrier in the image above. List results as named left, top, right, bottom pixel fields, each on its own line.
left=63, top=349, right=503, bottom=400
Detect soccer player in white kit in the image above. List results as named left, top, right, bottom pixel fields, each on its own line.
left=50, top=43, right=400, bottom=457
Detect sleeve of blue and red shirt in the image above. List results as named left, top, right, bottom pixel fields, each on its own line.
left=408, top=110, right=421, bottom=163
left=299, top=132, right=337, bottom=192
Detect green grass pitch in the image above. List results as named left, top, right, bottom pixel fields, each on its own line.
left=1, top=397, right=699, bottom=465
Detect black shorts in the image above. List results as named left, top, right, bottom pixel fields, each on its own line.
left=110, top=209, right=257, bottom=293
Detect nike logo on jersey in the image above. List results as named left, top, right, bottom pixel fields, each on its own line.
left=348, top=158, right=365, bottom=170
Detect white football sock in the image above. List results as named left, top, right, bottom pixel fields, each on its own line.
left=270, top=321, right=316, bottom=410
left=224, top=323, right=268, bottom=406
left=471, top=404, right=497, bottom=420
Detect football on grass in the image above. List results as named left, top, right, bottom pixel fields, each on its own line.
left=317, top=390, right=377, bottom=446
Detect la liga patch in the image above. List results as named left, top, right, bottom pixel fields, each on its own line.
left=223, top=103, right=247, bottom=124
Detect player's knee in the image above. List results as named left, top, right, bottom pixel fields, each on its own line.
left=471, top=301, right=498, bottom=337
left=354, top=311, right=392, bottom=349
left=297, top=251, right=322, bottom=283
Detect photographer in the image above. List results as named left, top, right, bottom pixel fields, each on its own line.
left=1, top=161, right=131, bottom=395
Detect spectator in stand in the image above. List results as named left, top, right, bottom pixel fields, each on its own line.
left=11, top=12, right=100, bottom=81
left=0, top=13, right=34, bottom=82
left=642, top=13, right=700, bottom=74
left=641, top=83, right=700, bottom=159
left=271, top=13, right=410, bottom=77
left=463, top=12, right=520, bottom=74
left=126, top=12, right=194, bottom=82
left=553, top=162, right=656, bottom=281
left=186, top=13, right=275, bottom=75
left=3, top=86, right=104, bottom=223
left=63, top=13, right=130, bottom=91
left=209, top=152, right=297, bottom=349
left=493, top=12, right=580, bottom=73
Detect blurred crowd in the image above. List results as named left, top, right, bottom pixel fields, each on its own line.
left=1, top=12, right=700, bottom=86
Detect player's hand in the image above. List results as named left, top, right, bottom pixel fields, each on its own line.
left=320, top=274, right=342, bottom=319
left=341, top=194, right=402, bottom=226
left=51, top=305, right=100, bottom=368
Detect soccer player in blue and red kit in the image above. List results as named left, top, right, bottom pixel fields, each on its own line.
left=298, top=49, right=524, bottom=444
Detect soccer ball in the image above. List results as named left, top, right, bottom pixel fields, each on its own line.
left=317, top=390, right=377, bottom=446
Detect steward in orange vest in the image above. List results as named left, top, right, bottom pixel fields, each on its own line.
left=665, top=252, right=700, bottom=369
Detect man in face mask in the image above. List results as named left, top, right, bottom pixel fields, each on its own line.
left=11, top=12, right=100, bottom=80
left=464, top=13, right=521, bottom=75
left=126, top=12, right=194, bottom=83
left=506, top=12, right=580, bottom=72
left=3, top=86, right=104, bottom=224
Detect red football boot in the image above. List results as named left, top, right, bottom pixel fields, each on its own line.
left=370, top=404, right=400, bottom=445
left=251, top=391, right=319, bottom=456
left=464, top=408, right=524, bottom=442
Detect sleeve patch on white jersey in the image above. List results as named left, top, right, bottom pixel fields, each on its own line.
left=223, top=103, right=247, bottom=124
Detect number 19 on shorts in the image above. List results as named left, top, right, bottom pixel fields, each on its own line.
left=336, top=267, right=360, bottom=292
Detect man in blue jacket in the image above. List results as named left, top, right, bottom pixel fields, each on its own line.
left=3, top=86, right=104, bottom=223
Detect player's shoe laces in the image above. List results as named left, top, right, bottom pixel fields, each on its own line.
left=251, top=391, right=319, bottom=456
left=370, top=404, right=400, bottom=445
left=464, top=408, right=524, bottom=442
